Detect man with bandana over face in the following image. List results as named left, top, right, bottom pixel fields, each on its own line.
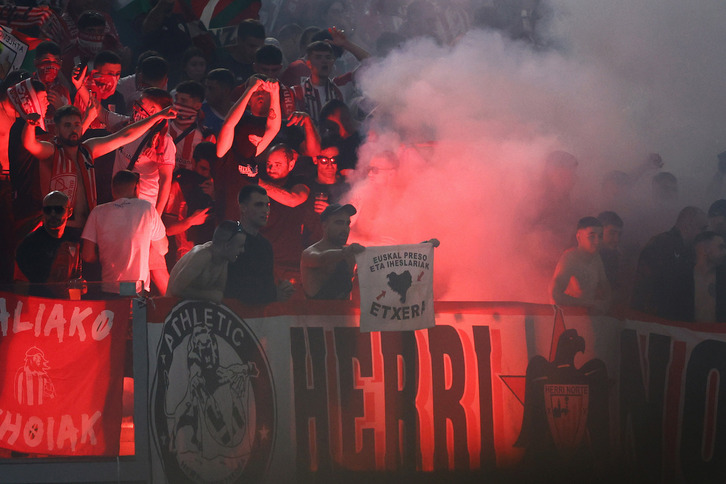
left=73, top=50, right=127, bottom=133
left=112, top=88, right=178, bottom=294
left=32, top=41, right=69, bottom=136
left=21, top=103, right=177, bottom=242
left=168, top=81, right=215, bottom=172
left=61, top=10, right=124, bottom=84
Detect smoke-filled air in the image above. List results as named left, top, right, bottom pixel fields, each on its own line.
left=345, top=0, right=726, bottom=302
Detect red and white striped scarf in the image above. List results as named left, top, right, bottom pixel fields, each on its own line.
left=49, top=143, right=97, bottom=213
left=301, top=77, right=343, bottom=126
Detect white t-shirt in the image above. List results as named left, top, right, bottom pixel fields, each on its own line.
left=113, top=134, right=176, bottom=206
left=82, top=197, right=166, bottom=292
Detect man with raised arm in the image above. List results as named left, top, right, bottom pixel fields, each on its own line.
left=22, top=103, right=176, bottom=240
left=301, top=203, right=365, bottom=300
left=215, top=76, right=281, bottom=220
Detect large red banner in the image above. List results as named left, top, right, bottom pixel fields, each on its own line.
left=0, top=292, right=130, bottom=456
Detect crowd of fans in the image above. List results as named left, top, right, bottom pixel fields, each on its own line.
left=1, top=0, right=725, bottom=323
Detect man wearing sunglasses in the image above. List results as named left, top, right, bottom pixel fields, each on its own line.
left=22, top=102, right=176, bottom=242
left=15, top=191, right=80, bottom=294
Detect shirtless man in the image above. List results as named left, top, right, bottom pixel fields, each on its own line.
left=167, top=220, right=247, bottom=303
left=301, top=203, right=364, bottom=300
left=550, top=216, right=611, bottom=312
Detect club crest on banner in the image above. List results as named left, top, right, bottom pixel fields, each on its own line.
left=356, top=244, right=435, bottom=332
left=512, top=307, right=610, bottom=470
left=151, top=301, right=275, bottom=484
left=15, top=346, right=56, bottom=407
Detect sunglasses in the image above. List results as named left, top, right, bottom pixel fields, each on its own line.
left=316, top=156, right=337, bottom=166
left=42, top=205, right=66, bottom=215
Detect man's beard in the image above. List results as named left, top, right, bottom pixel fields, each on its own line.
left=59, top=135, right=81, bottom=147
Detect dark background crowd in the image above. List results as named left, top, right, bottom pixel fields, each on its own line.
left=0, top=0, right=725, bottom=323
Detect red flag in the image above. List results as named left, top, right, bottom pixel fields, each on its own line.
left=0, top=292, right=130, bottom=455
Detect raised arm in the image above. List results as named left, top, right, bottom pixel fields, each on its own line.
left=301, top=243, right=365, bottom=269
left=255, top=81, right=282, bottom=156
left=287, top=111, right=320, bottom=157
left=329, top=27, right=371, bottom=62
left=258, top=180, right=310, bottom=207
left=22, top=114, right=55, bottom=159
left=83, top=106, right=177, bottom=158
left=216, top=78, right=263, bottom=158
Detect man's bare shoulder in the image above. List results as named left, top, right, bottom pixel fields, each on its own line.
left=302, top=241, right=324, bottom=258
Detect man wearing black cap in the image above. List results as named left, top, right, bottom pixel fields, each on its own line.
left=301, top=203, right=365, bottom=299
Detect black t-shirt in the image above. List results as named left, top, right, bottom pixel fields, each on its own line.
left=259, top=174, right=310, bottom=271
left=176, top=169, right=215, bottom=244
left=225, top=229, right=276, bottom=304
left=9, top=119, right=45, bottom=223
left=16, top=227, right=80, bottom=298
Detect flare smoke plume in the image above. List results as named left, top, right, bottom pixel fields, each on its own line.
left=347, top=0, right=726, bottom=301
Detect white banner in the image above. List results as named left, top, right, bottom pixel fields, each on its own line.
left=0, top=25, right=29, bottom=80
left=356, top=244, right=435, bottom=332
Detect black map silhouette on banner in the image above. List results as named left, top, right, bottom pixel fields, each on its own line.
left=387, top=271, right=412, bottom=303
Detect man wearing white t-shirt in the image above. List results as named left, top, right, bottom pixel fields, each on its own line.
left=112, top=87, right=176, bottom=294
left=82, top=170, right=166, bottom=294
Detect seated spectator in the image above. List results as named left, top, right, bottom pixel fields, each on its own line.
left=81, top=170, right=167, bottom=295
left=202, top=68, right=237, bottom=136
left=166, top=220, right=246, bottom=303
left=15, top=191, right=80, bottom=297
left=169, top=80, right=215, bottom=172
left=301, top=203, right=364, bottom=299
left=631, top=206, right=708, bottom=320
left=693, top=231, right=726, bottom=323
left=550, top=217, right=611, bottom=312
